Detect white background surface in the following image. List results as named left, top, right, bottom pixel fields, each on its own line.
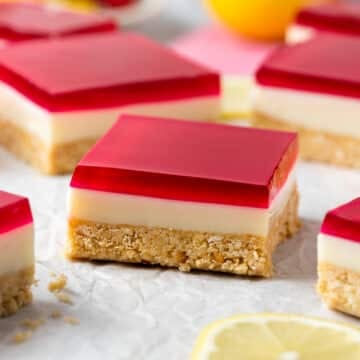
left=1, top=1, right=360, bottom=359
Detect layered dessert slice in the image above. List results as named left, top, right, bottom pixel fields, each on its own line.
left=287, top=3, right=360, bottom=44
left=0, top=2, right=116, bottom=45
left=0, top=32, right=220, bottom=175
left=318, top=198, right=360, bottom=317
left=253, top=33, right=360, bottom=168
left=67, top=115, right=299, bottom=277
left=0, top=191, right=34, bottom=317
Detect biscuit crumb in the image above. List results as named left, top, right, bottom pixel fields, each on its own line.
left=48, top=274, right=67, bottom=293
left=48, top=273, right=72, bottom=304
left=11, top=331, right=32, bottom=344
left=21, top=319, right=45, bottom=330
left=63, top=316, right=79, bottom=325
left=55, top=292, right=73, bottom=305
left=50, top=310, right=62, bottom=319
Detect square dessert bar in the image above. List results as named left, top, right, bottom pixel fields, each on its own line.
left=0, top=2, right=116, bottom=44
left=0, top=32, right=220, bottom=175
left=318, top=198, right=360, bottom=317
left=0, top=191, right=34, bottom=316
left=253, top=33, right=360, bottom=168
left=287, top=3, right=360, bottom=44
left=67, top=115, right=299, bottom=277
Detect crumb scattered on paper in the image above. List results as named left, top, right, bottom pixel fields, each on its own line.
left=55, top=292, right=73, bottom=305
left=63, top=316, right=80, bottom=325
left=11, top=331, right=32, bottom=344
left=48, top=273, right=72, bottom=304
left=50, top=310, right=62, bottom=319
left=21, top=319, right=45, bottom=330
left=48, top=274, right=67, bottom=292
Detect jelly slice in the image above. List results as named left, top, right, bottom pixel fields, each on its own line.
left=71, top=115, right=298, bottom=208
left=257, top=33, right=360, bottom=99
left=0, top=191, right=33, bottom=235
left=321, top=198, right=360, bottom=243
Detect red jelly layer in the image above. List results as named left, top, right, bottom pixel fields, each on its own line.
left=0, top=191, right=33, bottom=235
left=71, top=115, right=298, bottom=208
left=256, top=33, right=360, bottom=100
left=296, top=3, right=360, bottom=36
left=321, top=198, right=360, bottom=243
left=0, top=3, right=116, bottom=42
left=0, top=32, right=220, bottom=112
left=101, top=0, right=137, bottom=6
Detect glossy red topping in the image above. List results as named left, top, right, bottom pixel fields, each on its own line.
left=0, top=3, right=117, bottom=42
left=0, top=191, right=33, bottom=235
left=296, top=3, right=360, bottom=36
left=0, top=32, right=220, bottom=112
left=321, top=198, right=360, bottom=243
left=71, top=115, right=298, bottom=208
left=257, top=33, right=360, bottom=99
left=101, top=0, right=136, bottom=6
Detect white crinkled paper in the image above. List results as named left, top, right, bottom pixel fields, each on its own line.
left=0, top=148, right=360, bottom=359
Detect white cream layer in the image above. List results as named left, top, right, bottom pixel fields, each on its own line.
left=286, top=24, right=316, bottom=44
left=318, top=233, right=360, bottom=272
left=221, top=75, right=255, bottom=117
left=68, top=167, right=296, bottom=237
left=254, top=85, right=360, bottom=139
left=0, top=81, right=220, bottom=146
left=0, top=223, right=34, bottom=275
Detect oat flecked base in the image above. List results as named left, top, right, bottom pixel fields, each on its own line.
left=0, top=120, right=96, bottom=175
left=253, top=113, right=360, bottom=168
left=0, top=267, right=34, bottom=317
left=67, top=187, right=299, bottom=277
left=318, top=263, right=360, bottom=318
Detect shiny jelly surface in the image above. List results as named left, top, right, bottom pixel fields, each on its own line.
left=0, top=191, right=33, bottom=235
left=100, top=0, right=137, bottom=6
left=257, top=33, right=360, bottom=99
left=0, top=2, right=116, bottom=42
left=297, top=3, right=360, bottom=36
left=71, top=115, right=298, bottom=208
left=321, top=198, right=360, bottom=243
left=0, top=32, right=220, bottom=112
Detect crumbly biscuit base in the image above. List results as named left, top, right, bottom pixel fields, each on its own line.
left=318, top=263, right=360, bottom=318
left=253, top=112, right=360, bottom=168
left=317, top=263, right=360, bottom=317
left=0, top=120, right=96, bottom=175
left=67, top=187, right=299, bottom=277
left=0, top=267, right=34, bottom=317
left=52, top=138, right=97, bottom=175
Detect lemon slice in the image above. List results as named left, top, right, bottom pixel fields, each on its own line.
left=192, top=313, right=360, bottom=360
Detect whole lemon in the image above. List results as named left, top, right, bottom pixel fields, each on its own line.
left=51, top=0, right=99, bottom=12
left=204, top=0, right=335, bottom=41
